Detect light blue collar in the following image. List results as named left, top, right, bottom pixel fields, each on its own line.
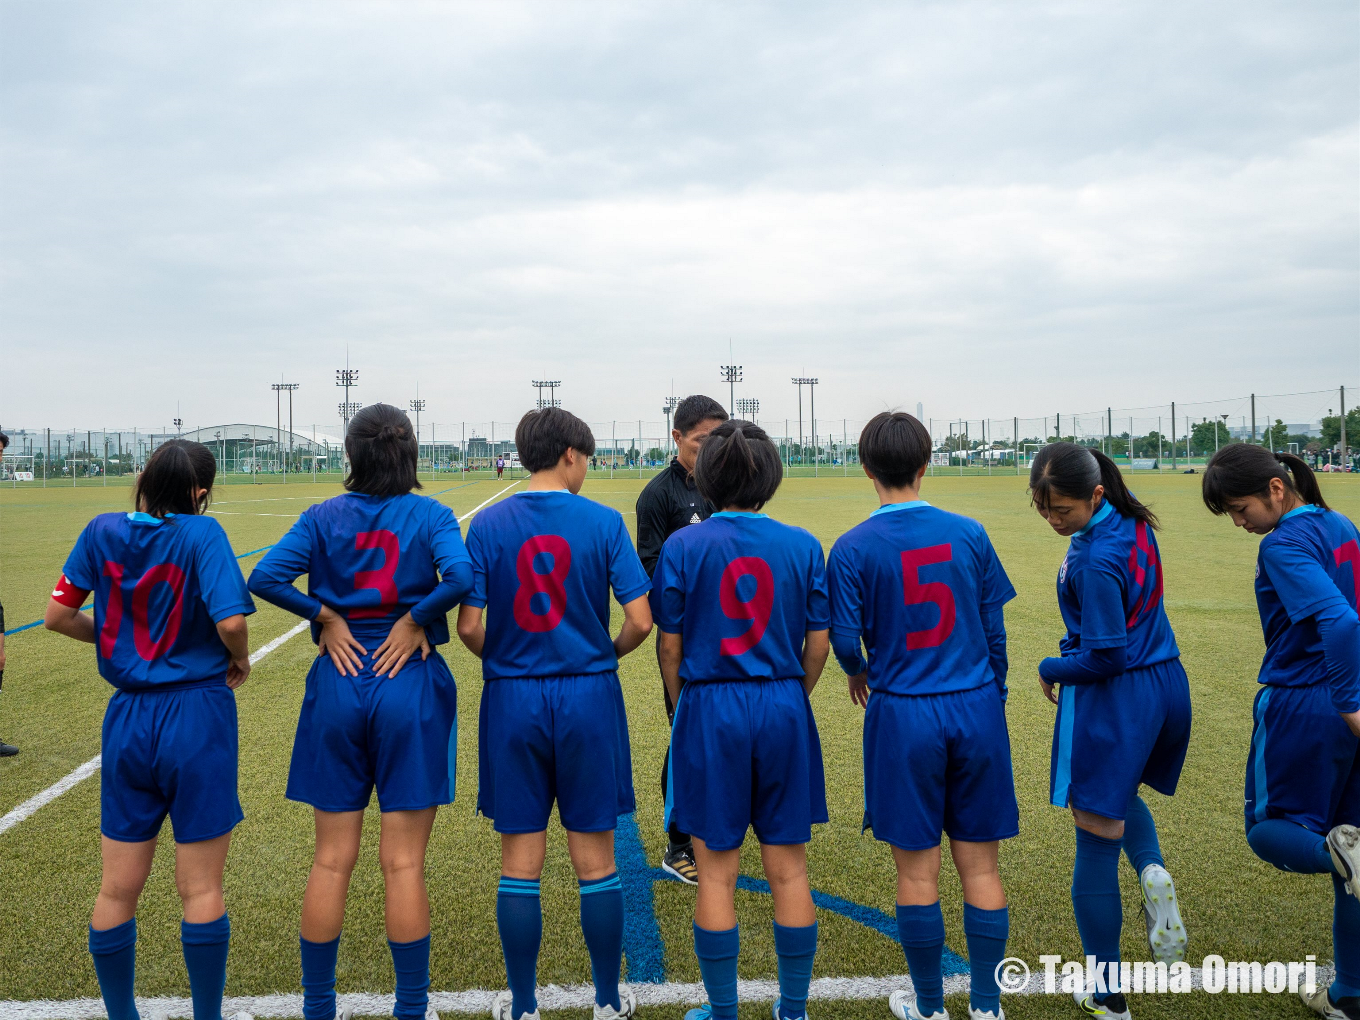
left=127, top=512, right=174, bottom=524
left=871, top=499, right=930, bottom=518
left=1281, top=504, right=1321, bottom=523
left=1073, top=499, right=1114, bottom=537
left=711, top=511, right=767, bottom=519
left=518, top=489, right=569, bottom=495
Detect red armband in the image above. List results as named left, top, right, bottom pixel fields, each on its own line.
left=52, top=574, right=90, bottom=608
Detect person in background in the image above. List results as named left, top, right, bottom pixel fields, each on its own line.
left=635, top=394, right=729, bottom=884
left=0, top=430, right=14, bottom=758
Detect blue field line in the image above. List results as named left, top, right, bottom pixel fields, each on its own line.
left=616, top=811, right=969, bottom=982
left=3, top=541, right=279, bottom=636
left=430, top=479, right=481, bottom=497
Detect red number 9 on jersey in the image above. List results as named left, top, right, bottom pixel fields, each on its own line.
left=719, top=556, right=774, bottom=656
left=514, top=535, right=572, bottom=632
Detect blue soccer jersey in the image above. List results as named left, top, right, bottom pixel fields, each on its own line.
left=1256, top=505, right=1360, bottom=688
left=249, top=491, right=472, bottom=644
left=60, top=512, right=255, bottom=691
left=464, top=490, right=651, bottom=680
left=652, top=512, right=830, bottom=683
left=827, top=501, right=1015, bottom=695
left=1053, top=501, right=1180, bottom=669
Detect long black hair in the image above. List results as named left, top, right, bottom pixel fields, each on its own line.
left=134, top=440, right=216, bottom=518
left=694, top=419, right=783, bottom=511
left=345, top=403, right=421, bottom=497
left=1202, top=444, right=1328, bottom=515
left=1029, top=441, right=1158, bottom=529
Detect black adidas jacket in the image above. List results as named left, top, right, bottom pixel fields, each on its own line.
left=636, top=458, right=716, bottom=577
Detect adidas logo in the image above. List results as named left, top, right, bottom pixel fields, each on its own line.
left=689, top=513, right=702, bottom=524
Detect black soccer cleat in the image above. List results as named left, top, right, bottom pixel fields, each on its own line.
left=0, top=738, right=17, bottom=757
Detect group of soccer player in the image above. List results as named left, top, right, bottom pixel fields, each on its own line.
left=39, top=396, right=1360, bottom=1020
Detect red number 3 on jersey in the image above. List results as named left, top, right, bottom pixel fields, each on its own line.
left=513, top=535, right=572, bottom=632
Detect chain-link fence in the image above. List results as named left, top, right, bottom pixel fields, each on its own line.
left=3, top=385, right=1355, bottom=488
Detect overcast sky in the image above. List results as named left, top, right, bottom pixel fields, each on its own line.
left=2, top=1, right=1357, bottom=433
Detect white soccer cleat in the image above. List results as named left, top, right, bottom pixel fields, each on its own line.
left=969, top=1007, right=1004, bottom=1020
left=338, top=1010, right=354, bottom=1020
left=771, top=997, right=808, bottom=1020
left=427, top=1007, right=440, bottom=1020
left=1329, top=825, right=1360, bottom=907
left=888, top=990, right=949, bottom=1020
left=232, top=1013, right=255, bottom=1020
left=594, top=986, right=638, bottom=1019
left=1072, top=990, right=1131, bottom=1019
left=491, top=990, right=541, bottom=1020
left=1300, top=985, right=1360, bottom=1019
left=1139, top=863, right=1188, bottom=964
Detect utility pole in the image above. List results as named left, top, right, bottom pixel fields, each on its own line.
left=532, top=380, right=562, bottom=409
left=721, top=364, right=743, bottom=417
left=1171, top=402, right=1177, bottom=470
left=1251, top=393, right=1257, bottom=444
left=273, top=382, right=299, bottom=477
left=662, top=396, right=678, bottom=458
left=1342, top=385, right=1349, bottom=472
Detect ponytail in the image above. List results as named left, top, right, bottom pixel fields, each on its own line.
left=344, top=403, right=421, bottom=496
left=134, top=439, right=214, bottom=518
left=1029, top=441, right=1158, bottom=529
left=1203, top=444, right=1329, bottom=515
left=694, top=419, right=783, bottom=511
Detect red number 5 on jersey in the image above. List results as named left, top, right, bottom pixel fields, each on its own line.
left=719, top=556, right=774, bottom=656
left=901, top=544, right=955, bottom=650
left=1336, top=539, right=1360, bottom=616
left=514, top=535, right=572, bottom=632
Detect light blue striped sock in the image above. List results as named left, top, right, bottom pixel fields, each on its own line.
left=496, top=877, right=542, bottom=1019
left=579, top=872, right=624, bottom=1011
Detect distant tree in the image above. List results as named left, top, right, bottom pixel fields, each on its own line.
left=1321, top=409, right=1360, bottom=449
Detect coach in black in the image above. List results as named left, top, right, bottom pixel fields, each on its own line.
left=636, top=394, right=728, bottom=883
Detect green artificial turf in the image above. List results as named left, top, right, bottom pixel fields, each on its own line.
left=1, top=472, right=1356, bottom=1019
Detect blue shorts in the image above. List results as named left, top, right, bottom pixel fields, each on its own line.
left=1050, top=658, right=1191, bottom=819
left=287, top=648, right=458, bottom=813
left=864, top=683, right=1018, bottom=850
left=668, top=678, right=828, bottom=852
left=101, top=684, right=243, bottom=844
left=1245, top=682, right=1360, bottom=835
left=477, top=672, right=635, bottom=834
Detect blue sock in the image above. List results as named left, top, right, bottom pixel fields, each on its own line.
left=896, top=902, right=945, bottom=1015
left=89, top=918, right=140, bottom=1020
left=389, top=933, right=431, bottom=1020
left=693, top=923, right=740, bottom=1020
left=963, top=904, right=1008, bottom=1015
left=1073, top=828, right=1123, bottom=1001
left=300, top=935, right=341, bottom=1020
left=1122, top=795, right=1165, bottom=876
left=579, top=873, right=624, bottom=1011
left=772, top=921, right=817, bottom=1019
left=1333, top=874, right=1360, bottom=1001
left=181, top=913, right=231, bottom=1020
left=1247, top=819, right=1336, bottom=875
left=496, top=877, right=542, bottom=1019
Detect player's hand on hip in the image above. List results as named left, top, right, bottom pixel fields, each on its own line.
left=848, top=671, right=869, bottom=708
left=373, top=612, right=430, bottom=678
left=1040, top=677, right=1058, bottom=706
left=1341, top=710, right=1360, bottom=739
left=316, top=606, right=367, bottom=677
left=225, top=655, right=251, bottom=689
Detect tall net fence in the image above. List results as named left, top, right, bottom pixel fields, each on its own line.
left=2, top=385, right=1355, bottom=488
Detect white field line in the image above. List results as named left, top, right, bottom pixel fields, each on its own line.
left=457, top=481, right=519, bottom=523
left=207, top=511, right=303, bottom=518
left=0, top=967, right=1310, bottom=1018
left=0, top=621, right=310, bottom=838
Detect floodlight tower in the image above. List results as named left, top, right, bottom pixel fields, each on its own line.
left=173, top=418, right=183, bottom=435
left=720, top=364, right=743, bottom=417
left=273, top=381, right=299, bottom=476
left=410, top=396, right=426, bottom=464
left=791, top=377, right=818, bottom=452
left=736, top=398, right=760, bottom=420
left=531, top=380, right=562, bottom=409
left=662, top=396, right=679, bottom=457
left=336, top=367, right=359, bottom=432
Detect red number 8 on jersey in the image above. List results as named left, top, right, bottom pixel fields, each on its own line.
left=719, top=556, right=774, bottom=656
left=514, top=535, right=572, bottom=632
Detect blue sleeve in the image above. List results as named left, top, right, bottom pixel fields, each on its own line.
left=1316, top=601, right=1360, bottom=713
left=805, top=539, right=831, bottom=630
left=827, top=541, right=868, bottom=675
left=247, top=515, right=324, bottom=620
left=410, top=504, right=474, bottom=626
left=978, top=531, right=1017, bottom=610
left=981, top=604, right=1008, bottom=700
left=1038, top=645, right=1128, bottom=685
left=653, top=542, right=685, bottom=634
left=195, top=523, right=255, bottom=622
left=608, top=514, right=652, bottom=606
left=1075, top=564, right=1128, bottom=649
left=463, top=523, right=489, bottom=610
left=1262, top=538, right=1349, bottom=623
left=62, top=522, right=99, bottom=592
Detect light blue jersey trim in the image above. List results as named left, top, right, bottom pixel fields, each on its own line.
left=663, top=743, right=676, bottom=833
left=126, top=512, right=175, bottom=524
left=710, top=511, right=768, bottom=519
left=1280, top=505, right=1321, bottom=523
left=1052, top=685, right=1076, bottom=809
left=447, top=709, right=458, bottom=804
left=870, top=499, right=931, bottom=518
left=1252, top=687, right=1273, bottom=823
left=1073, top=500, right=1114, bottom=537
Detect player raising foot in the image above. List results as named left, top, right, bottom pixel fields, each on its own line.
left=1073, top=989, right=1131, bottom=1019
left=1302, top=984, right=1360, bottom=1019
left=1139, top=863, right=1187, bottom=964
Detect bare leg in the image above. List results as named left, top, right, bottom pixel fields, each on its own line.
left=691, top=838, right=740, bottom=931
left=760, top=843, right=815, bottom=927
left=378, top=808, right=437, bottom=943
left=950, top=839, right=1005, bottom=910
left=891, top=844, right=941, bottom=906
left=93, top=837, right=157, bottom=930
left=174, top=833, right=232, bottom=923
left=300, top=810, right=363, bottom=943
